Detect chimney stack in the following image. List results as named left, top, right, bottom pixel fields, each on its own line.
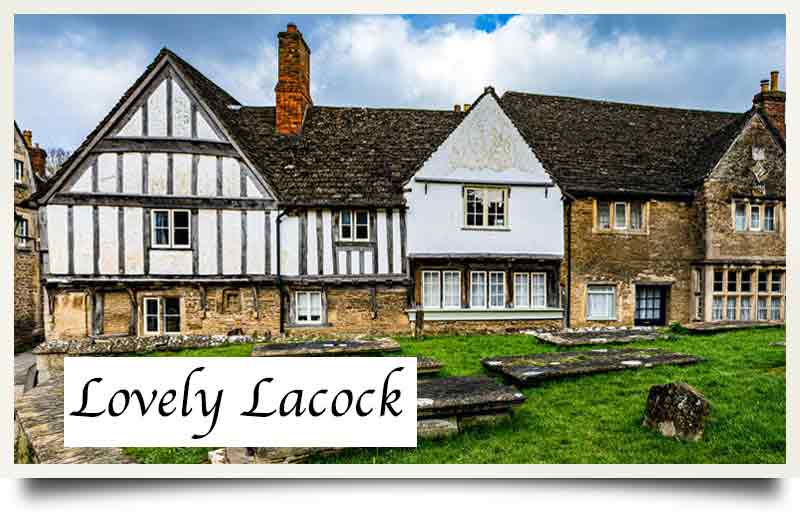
left=454, top=104, right=461, bottom=112
left=22, top=129, right=48, bottom=178
left=22, top=129, right=32, bottom=147
left=275, top=23, right=312, bottom=135
left=753, top=70, right=785, bottom=139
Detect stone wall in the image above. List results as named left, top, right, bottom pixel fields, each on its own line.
left=567, top=197, right=702, bottom=328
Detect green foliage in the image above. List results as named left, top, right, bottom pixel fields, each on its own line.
left=124, top=328, right=785, bottom=464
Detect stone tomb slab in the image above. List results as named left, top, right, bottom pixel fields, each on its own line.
left=416, top=356, right=443, bottom=375
left=481, top=348, right=703, bottom=386
left=251, top=338, right=400, bottom=357
left=417, top=375, right=526, bottom=419
left=535, top=329, right=668, bottom=346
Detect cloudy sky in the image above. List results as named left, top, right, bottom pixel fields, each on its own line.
left=14, top=14, right=785, bottom=150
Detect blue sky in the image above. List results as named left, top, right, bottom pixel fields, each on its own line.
left=15, top=14, right=785, bottom=149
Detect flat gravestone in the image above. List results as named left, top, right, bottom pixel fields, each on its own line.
left=535, top=329, right=668, bottom=346
left=482, top=348, right=703, bottom=386
left=417, top=375, right=526, bottom=419
left=251, top=338, right=400, bottom=357
left=416, top=356, right=443, bottom=375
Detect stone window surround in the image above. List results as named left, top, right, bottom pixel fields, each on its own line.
left=585, top=283, right=618, bottom=321
left=142, top=296, right=182, bottom=335
left=462, top=185, right=510, bottom=230
left=287, top=288, right=329, bottom=327
left=592, top=199, right=649, bottom=234
left=731, top=199, right=782, bottom=233
left=705, top=266, right=784, bottom=322
left=150, top=208, right=192, bottom=249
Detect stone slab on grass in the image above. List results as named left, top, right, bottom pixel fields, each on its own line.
left=682, top=321, right=783, bottom=333
left=535, top=329, right=668, bottom=346
left=416, top=356, right=443, bottom=375
left=482, top=348, right=703, bottom=386
left=417, top=375, right=526, bottom=419
left=14, top=373, right=134, bottom=464
left=251, top=338, right=400, bottom=357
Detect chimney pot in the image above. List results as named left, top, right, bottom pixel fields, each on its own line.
left=463, top=104, right=470, bottom=112
left=287, top=22, right=297, bottom=33
left=22, top=129, right=32, bottom=147
left=454, top=104, right=461, bottom=112
left=760, top=80, right=769, bottom=93
left=770, top=70, right=779, bottom=92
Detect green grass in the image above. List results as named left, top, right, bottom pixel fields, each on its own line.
left=124, top=327, right=785, bottom=464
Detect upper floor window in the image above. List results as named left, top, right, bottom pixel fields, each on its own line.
left=596, top=200, right=645, bottom=232
left=464, top=186, right=508, bottom=228
left=14, top=159, right=23, bottom=183
left=15, top=217, right=29, bottom=248
left=151, top=209, right=191, bottom=249
left=733, top=201, right=779, bottom=232
left=340, top=209, right=369, bottom=241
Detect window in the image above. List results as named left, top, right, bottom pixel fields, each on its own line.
left=740, top=297, right=751, bottom=321
left=771, top=271, right=783, bottom=293
left=488, top=272, right=505, bottom=308
left=752, top=146, right=766, bottom=161
left=692, top=268, right=704, bottom=320
left=614, top=202, right=627, bottom=229
left=770, top=297, right=782, bottom=320
left=465, top=187, right=508, bottom=228
left=422, top=271, right=441, bottom=309
left=143, top=297, right=181, bottom=335
left=726, top=297, right=737, bottom=320
left=749, top=205, right=761, bottom=231
left=764, top=205, right=775, bottom=231
left=470, top=271, right=487, bottom=308
left=14, top=159, right=23, bottom=183
left=514, top=273, right=530, bottom=308
left=296, top=291, right=323, bottom=324
left=758, top=271, right=769, bottom=292
left=532, top=273, right=547, bottom=307
left=223, top=290, right=241, bottom=313
left=741, top=271, right=752, bottom=292
left=630, top=202, right=643, bottom=230
left=712, top=297, right=723, bottom=321
left=339, top=210, right=370, bottom=241
left=442, top=271, right=461, bottom=308
left=15, top=217, right=29, bottom=248
left=587, top=285, right=616, bottom=320
left=597, top=202, right=611, bottom=229
left=757, top=298, right=768, bottom=321
left=727, top=270, right=737, bottom=292
left=151, top=209, right=191, bottom=248
left=713, top=270, right=724, bottom=292
left=735, top=202, right=747, bottom=231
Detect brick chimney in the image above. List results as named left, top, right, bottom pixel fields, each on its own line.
left=753, top=70, right=785, bottom=139
left=275, top=23, right=312, bottom=135
left=22, top=129, right=48, bottom=178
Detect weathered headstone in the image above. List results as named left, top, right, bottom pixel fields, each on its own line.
left=642, top=382, right=710, bottom=442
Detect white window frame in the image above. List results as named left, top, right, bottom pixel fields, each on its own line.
left=613, top=202, right=627, bottom=230
left=464, top=186, right=509, bottom=229
left=764, top=204, right=776, bottom=232
left=162, top=297, right=181, bottom=334
left=151, top=209, right=191, bottom=249
left=14, top=159, right=23, bottom=183
left=470, top=271, right=487, bottom=308
left=734, top=202, right=747, bottom=231
left=295, top=291, right=323, bottom=325
left=15, top=217, right=29, bottom=248
left=442, top=271, right=461, bottom=308
left=513, top=273, right=530, bottom=308
left=143, top=297, right=161, bottom=335
left=531, top=272, right=547, bottom=308
left=339, top=209, right=370, bottom=242
left=597, top=201, right=611, bottom=229
left=586, top=285, right=616, bottom=321
left=749, top=204, right=762, bottom=231
left=488, top=271, right=506, bottom=309
left=421, top=271, right=442, bottom=309
left=712, top=297, right=724, bottom=321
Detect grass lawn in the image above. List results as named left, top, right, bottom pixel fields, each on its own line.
left=124, top=327, right=785, bottom=464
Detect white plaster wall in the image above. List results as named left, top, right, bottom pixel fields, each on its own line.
left=148, top=153, right=168, bottom=195
left=196, top=112, right=220, bottom=141
left=72, top=206, right=94, bottom=274
left=70, top=165, right=92, bottom=192
left=246, top=210, right=266, bottom=275
left=123, top=207, right=144, bottom=274
left=279, top=215, right=299, bottom=276
left=197, top=156, right=217, bottom=197
left=351, top=250, right=361, bottom=274
left=306, top=210, right=319, bottom=275
left=147, top=80, right=168, bottom=137
left=337, top=250, right=348, bottom=274
left=198, top=209, right=218, bottom=275
left=363, top=250, right=374, bottom=274
left=406, top=93, right=564, bottom=257
left=392, top=209, right=402, bottom=272
left=149, top=250, right=193, bottom=275
left=97, top=153, right=117, bottom=193
left=118, top=107, right=142, bottom=137
left=321, top=209, right=334, bottom=275
left=98, top=206, right=119, bottom=274
left=269, top=211, right=278, bottom=275
left=221, top=157, right=240, bottom=197
left=172, top=153, right=192, bottom=196
left=221, top=210, right=242, bottom=275
left=376, top=210, right=389, bottom=274
left=246, top=175, right=261, bottom=198
left=172, top=80, right=192, bottom=138
left=47, top=205, right=69, bottom=274
left=122, top=153, right=142, bottom=194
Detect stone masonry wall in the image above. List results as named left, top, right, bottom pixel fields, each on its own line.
left=567, top=197, right=702, bottom=328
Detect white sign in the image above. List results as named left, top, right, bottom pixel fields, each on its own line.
left=64, top=357, right=417, bottom=448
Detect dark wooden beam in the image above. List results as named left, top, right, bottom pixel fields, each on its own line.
left=94, top=137, right=239, bottom=158
left=50, top=193, right=276, bottom=210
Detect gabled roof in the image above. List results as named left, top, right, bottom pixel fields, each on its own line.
left=500, top=91, right=748, bottom=197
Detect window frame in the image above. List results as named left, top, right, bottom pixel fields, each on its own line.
left=339, top=209, right=370, bottom=242
left=531, top=272, right=547, bottom=308
left=764, top=204, right=776, bottom=232
left=295, top=291, right=324, bottom=325
left=513, top=273, right=530, bottom=308
left=421, top=270, right=442, bottom=309
left=442, top=270, right=461, bottom=309
left=142, top=296, right=182, bottom=335
left=150, top=209, right=191, bottom=249
left=15, top=217, right=29, bottom=248
left=463, top=186, right=509, bottom=229
left=749, top=204, right=762, bottom=231
left=488, top=271, right=506, bottom=309
left=613, top=202, right=628, bottom=230
left=14, top=159, right=23, bottom=183
left=586, top=285, right=617, bottom=321
left=143, top=297, right=161, bottom=335
left=596, top=200, right=647, bottom=232
left=469, top=271, right=487, bottom=308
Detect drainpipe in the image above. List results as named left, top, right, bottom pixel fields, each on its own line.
left=275, top=208, right=289, bottom=335
left=565, top=198, right=573, bottom=328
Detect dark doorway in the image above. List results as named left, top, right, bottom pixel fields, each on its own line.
left=635, top=285, right=668, bottom=326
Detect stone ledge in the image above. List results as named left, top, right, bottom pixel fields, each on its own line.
left=33, top=334, right=256, bottom=356
left=251, top=338, right=400, bottom=357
